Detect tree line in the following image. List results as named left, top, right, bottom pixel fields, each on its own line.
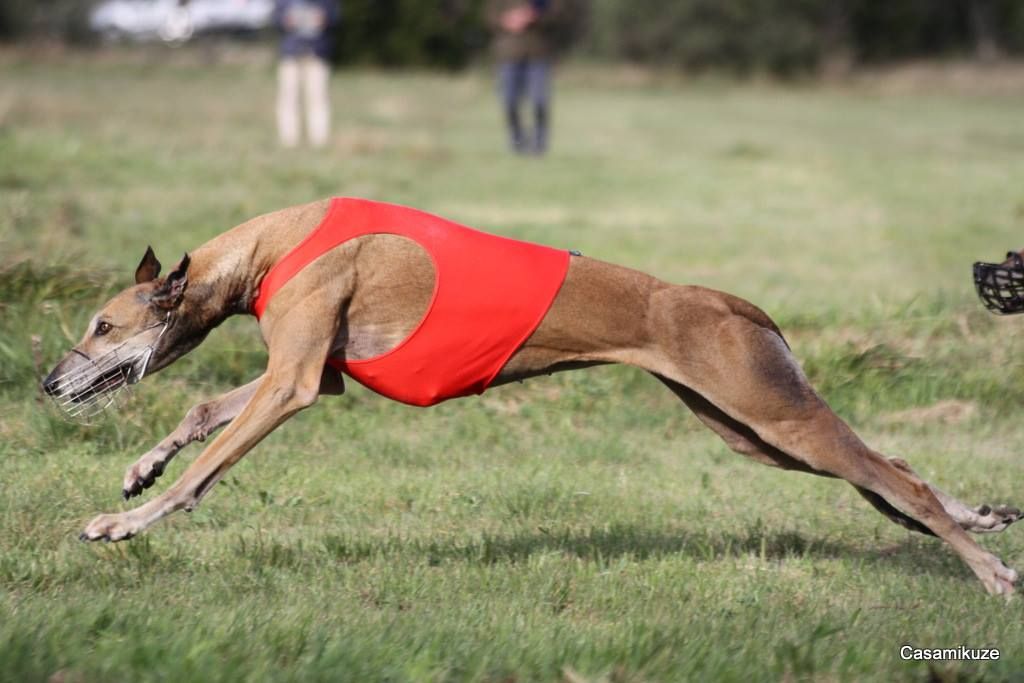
left=3, top=0, right=1023, bottom=74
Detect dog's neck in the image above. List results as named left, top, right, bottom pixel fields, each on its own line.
left=180, top=245, right=260, bottom=332
left=156, top=252, right=252, bottom=364
left=166, top=201, right=333, bottom=347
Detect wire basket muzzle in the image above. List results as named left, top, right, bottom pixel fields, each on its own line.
left=974, top=252, right=1024, bottom=315
left=47, top=344, right=154, bottom=425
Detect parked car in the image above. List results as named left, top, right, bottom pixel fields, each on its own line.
left=90, top=0, right=274, bottom=43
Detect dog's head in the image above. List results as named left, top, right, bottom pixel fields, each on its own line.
left=42, top=247, right=193, bottom=417
left=974, top=249, right=1024, bottom=315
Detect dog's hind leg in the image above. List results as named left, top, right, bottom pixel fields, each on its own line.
left=658, top=375, right=1022, bottom=536
left=640, top=286, right=1018, bottom=595
left=654, top=375, right=825, bottom=475
left=885, top=458, right=1023, bottom=534
left=656, top=374, right=934, bottom=534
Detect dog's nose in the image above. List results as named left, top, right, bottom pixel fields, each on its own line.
left=42, top=376, right=60, bottom=396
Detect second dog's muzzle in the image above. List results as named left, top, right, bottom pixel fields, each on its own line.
left=974, top=252, right=1024, bottom=315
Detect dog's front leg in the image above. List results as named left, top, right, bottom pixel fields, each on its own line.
left=122, top=366, right=346, bottom=499
left=80, top=362, right=324, bottom=542
left=80, top=303, right=340, bottom=542
left=122, top=376, right=264, bottom=500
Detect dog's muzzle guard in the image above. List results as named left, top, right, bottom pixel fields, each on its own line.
left=974, top=252, right=1024, bottom=315
left=48, top=316, right=170, bottom=424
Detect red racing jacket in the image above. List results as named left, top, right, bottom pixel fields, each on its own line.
left=252, top=198, right=571, bottom=406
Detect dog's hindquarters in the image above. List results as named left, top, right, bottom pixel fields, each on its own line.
left=511, top=258, right=1018, bottom=594
left=650, top=285, right=1017, bottom=593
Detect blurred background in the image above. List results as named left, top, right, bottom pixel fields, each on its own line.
left=2, top=0, right=1023, bottom=295
left=3, top=0, right=1024, bottom=71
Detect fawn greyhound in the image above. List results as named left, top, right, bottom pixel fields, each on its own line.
left=44, top=197, right=1021, bottom=595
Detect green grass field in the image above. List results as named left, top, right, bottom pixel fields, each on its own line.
left=3, top=49, right=1024, bottom=682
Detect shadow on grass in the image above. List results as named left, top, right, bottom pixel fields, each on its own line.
left=312, top=522, right=968, bottom=580
left=35, top=522, right=975, bottom=594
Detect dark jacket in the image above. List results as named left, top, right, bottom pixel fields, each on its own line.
left=274, top=0, right=340, bottom=61
left=486, top=0, right=565, bottom=61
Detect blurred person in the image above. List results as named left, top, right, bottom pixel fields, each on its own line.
left=160, top=0, right=194, bottom=43
left=487, top=0, right=563, bottom=155
left=274, top=0, right=340, bottom=148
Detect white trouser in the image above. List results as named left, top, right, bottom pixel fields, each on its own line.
left=277, top=56, right=331, bottom=148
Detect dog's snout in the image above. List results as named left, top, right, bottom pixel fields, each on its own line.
left=42, top=372, right=61, bottom=396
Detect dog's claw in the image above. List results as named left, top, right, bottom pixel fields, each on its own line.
left=123, top=480, right=142, bottom=500
left=968, top=503, right=1023, bottom=533
left=997, top=505, right=1021, bottom=518
left=122, top=457, right=170, bottom=501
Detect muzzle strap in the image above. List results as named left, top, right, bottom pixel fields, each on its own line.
left=974, top=251, right=1024, bottom=315
left=134, top=314, right=170, bottom=384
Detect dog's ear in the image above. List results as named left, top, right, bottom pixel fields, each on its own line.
left=150, top=253, right=190, bottom=310
left=135, top=246, right=162, bottom=284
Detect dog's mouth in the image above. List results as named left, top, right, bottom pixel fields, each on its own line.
left=67, top=362, right=134, bottom=403
left=50, top=350, right=146, bottom=424
left=974, top=251, right=1024, bottom=315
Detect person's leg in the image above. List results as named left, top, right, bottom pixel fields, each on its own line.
left=526, top=60, right=552, bottom=154
left=303, top=56, right=331, bottom=148
left=498, top=60, right=527, bottom=153
left=276, top=58, right=301, bottom=148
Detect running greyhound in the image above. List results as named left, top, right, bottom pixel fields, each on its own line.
left=43, top=198, right=1022, bottom=595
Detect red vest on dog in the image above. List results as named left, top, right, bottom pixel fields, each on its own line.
left=252, top=198, right=570, bottom=406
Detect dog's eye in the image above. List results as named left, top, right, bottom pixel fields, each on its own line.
left=95, top=321, right=113, bottom=336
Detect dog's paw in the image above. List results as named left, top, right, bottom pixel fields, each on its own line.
left=978, top=555, right=1018, bottom=598
left=79, top=513, right=138, bottom=543
left=122, top=458, right=166, bottom=500
left=971, top=504, right=1023, bottom=533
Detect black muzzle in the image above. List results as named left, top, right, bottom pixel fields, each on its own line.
left=974, top=251, right=1024, bottom=315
